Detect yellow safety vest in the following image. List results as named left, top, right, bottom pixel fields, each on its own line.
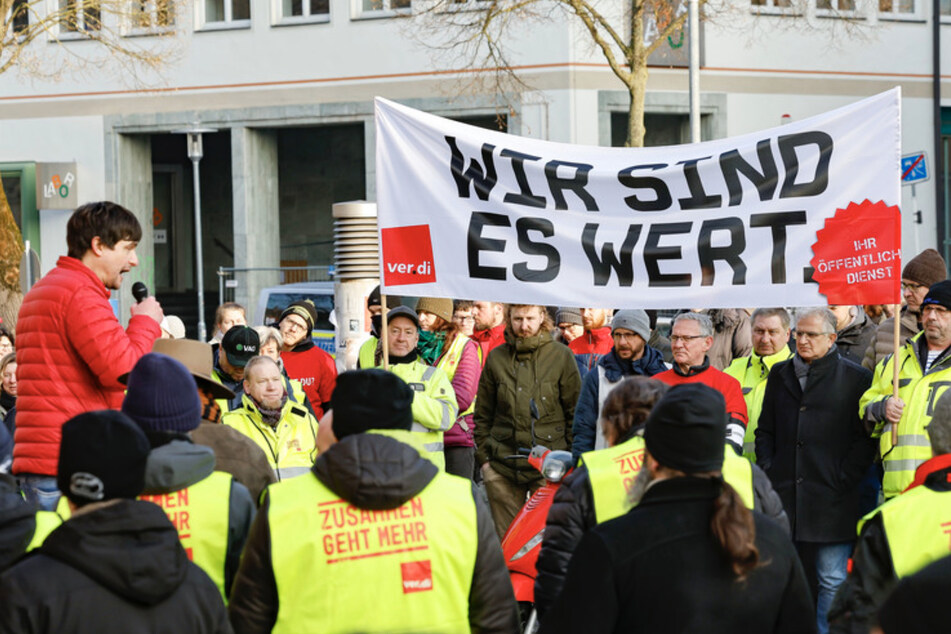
left=584, top=440, right=755, bottom=524
left=222, top=395, right=319, bottom=481
left=358, top=337, right=379, bottom=369
left=435, top=334, right=480, bottom=421
left=858, top=484, right=951, bottom=579
left=725, top=347, right=794, bottom=460
left=140, top=471, right=233, bottom=600
left=27, top=510, right=63, bottom=551
left=267, top=470, right=477, bottom=634
left=860, top=333, right=949, bottom=498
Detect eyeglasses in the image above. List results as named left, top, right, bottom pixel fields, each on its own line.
left=670, top=335, right=706, bottom=344
left=282, top=320, right=307, bottom=332
left=794, top=330, right=831, bottom=340
left=902, top=282, right=927, bottom=292
left=453, top=316, right=475, bottom=323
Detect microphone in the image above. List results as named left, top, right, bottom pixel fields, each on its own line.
left=132, top=282, right=149, bottom=304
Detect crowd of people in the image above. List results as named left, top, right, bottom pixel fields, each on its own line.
left=1, top=201, right=950, bottom=633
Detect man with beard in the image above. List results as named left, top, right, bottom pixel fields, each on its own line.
left=862, top=280, right=951, bottom=499
left=474, top=304, right=581, bottom=538
left=569, top=308, right=614, bottom=377
left=571, top=310, right=668, bottom=460
left=540, top=384, right=813, bottom=634
left=14, top=202, right=164, bottom=510
left=471, top=301, right=507, bottom=361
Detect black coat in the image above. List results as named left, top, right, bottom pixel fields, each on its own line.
left=538, top=477, right=815, bottom=634
left=533, top=453, right=791, bottom=619
left=0, top=499, right=231, bottom=634
left=755, top=348, right=875, bottom=543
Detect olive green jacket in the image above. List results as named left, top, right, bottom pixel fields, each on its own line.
left=474, top=330, right=582, bottom=482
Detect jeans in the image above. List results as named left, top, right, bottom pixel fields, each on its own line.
left=796, top=541, right=852, bottom=634
left=18, top=474, right=61, bottom=512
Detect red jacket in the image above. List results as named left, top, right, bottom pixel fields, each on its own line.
left=471, top=323, right=506, bottom=365
left=14, top=256, right=161, bottom=476
left=655, top=359, right=749, bottom=427
left=281, top=342, right=337, bottom=419
left=568, top=327, right=613, bottom=356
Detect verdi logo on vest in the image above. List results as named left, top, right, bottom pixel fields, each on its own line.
left=382, top=224, right=437, bottom=286
left=401, top=560, right=433, bottom=594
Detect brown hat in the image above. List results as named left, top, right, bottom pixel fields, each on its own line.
left=903, top=248, right=947, bottom=287
left=415, top=297, right=454, bottom=323
left=117, top=338, right=236, bottom=401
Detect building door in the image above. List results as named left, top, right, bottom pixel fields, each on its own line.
left=152, top=164, right=192, bottom=293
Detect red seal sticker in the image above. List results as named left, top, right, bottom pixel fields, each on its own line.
left=810, top=200, right=901, bottom=305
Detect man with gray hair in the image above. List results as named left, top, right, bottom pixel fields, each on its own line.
left=828, top=388, right=951, bottom=632
left=656, top=312, right=748, bottom=454
left=756, top=306, right=875, bottom=634
left=571, top=310, right=669, bottom=460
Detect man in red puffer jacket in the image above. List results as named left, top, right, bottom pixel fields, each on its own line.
left=14, top=202, right=164, bottom=510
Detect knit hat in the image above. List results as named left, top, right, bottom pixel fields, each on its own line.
left=878, top=556, right=951, bottom=634
left=644, top=384, right=726, bottom=474
left=387, top=306, right=420, bottom=330
left=611, top=309, right=651, bottom=342
left=903, top=248, right=947, bottom=287
left=57, top=410, right=150, bottom=506
left=922, top=280, right=951, bottom=312
left=221, top=325, right=259, bottom=368
left=121, top=353, right=203, bottom=433
left=330, top=369, right=414, bottom=439
left=415, top=298, right=454, bottom=323
left=280, top=300, right=318, bottom=333
left=556, top=307, right=583, bottom=327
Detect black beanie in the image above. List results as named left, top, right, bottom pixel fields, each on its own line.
left=644, top=384, right=726, bottom=473
left=922, top=280, right=951, bottom=312
left=331, top=369, right=414, bottom=439
left=57, top=410, right=150, bottom=506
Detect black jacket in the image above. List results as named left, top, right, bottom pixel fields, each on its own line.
left=538, top=477, right=815, bottom=634
left=0, top=499, right=231, bottom=633
left=228, top=433, right=519, bottom=634
left=0, top=474, right=34, bottom=572
left=533, top=452, right=791, bottom=618
left=755, top=348, right=875, bottom=542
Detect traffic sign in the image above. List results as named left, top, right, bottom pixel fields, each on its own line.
left=901, top=152, right=929, bottom=185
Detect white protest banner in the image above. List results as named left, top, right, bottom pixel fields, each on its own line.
left=375, top=90, right=901, bottom=308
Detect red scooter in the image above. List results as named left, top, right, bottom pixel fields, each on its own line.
left=500, top=400, right=575, bottom=631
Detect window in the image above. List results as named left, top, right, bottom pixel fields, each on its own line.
left=11, top=0, right=29, bottom=34
left=750, top=0, right=794, bottom=12
left=131, top=0, right=175, bottom=30
left=200, top=0, right=250, bottom=28
left=60, top=0, right=101, bottom=32
left=276, top=0, right=329, bottom=24
left=940, top=0, right=950, bottom=16
left=355, top=0, right=409, bottom=18
left=878, top=0, right=915, bottom=18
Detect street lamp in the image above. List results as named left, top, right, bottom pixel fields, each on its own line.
left=172, top=122, right=217, bottom=342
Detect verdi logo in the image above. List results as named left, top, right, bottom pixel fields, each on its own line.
left=400, top=560, right=433, bottom=594
left=381, top=225, right=436, bottom=286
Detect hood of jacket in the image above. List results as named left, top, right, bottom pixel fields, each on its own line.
left=40, top=499, right=189, bottom=606
left=312, top=433, right=439, bottom=510
left=599, top=346, right=668, bottom=381
left=836, top=310, right=871, bottom=344
left=142, top=439, right=216, bottom=494
left=503, top=329, right=554, bottom=356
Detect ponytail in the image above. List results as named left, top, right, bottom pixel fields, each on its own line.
left=710, top=479, right=759, bottom=579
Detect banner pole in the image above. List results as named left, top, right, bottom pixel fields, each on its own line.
left=381, top=293, right=390, bottom=371
left=891, top=303, right=901, bottom=445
